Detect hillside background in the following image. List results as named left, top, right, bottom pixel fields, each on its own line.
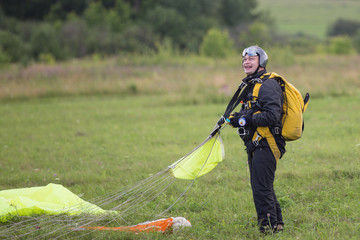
left=257, top=0, right=360, bottom=39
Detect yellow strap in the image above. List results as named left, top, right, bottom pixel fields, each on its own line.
left=253, top=127, right=281, bottom=163
left=250, top=75, right=282, bottom=162
left=252, top=83, right=262, bottom=100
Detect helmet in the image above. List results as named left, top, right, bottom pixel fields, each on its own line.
left=242, top=46, right=268, bottom=68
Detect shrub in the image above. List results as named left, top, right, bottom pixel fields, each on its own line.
left=287, top=35, right=320, bottom=55
left=328, top=36, right=354, bottom=55
left=30, top=22, right=65, bottom=60
left=200, top=28, right=235, bottom=58
left=238, top=21, right=272, bottom=50
left=0, top=30, right=29, bottom=62
left=114, top=24, right=159, bottom=53
left=144, top=6, right=187, bottom=49
left=39, top=53, right=56, bottom=64
left=267, top=46, right=295, bottom=67
left=328, top=18, right=360, bottom=37
left=0, top=46, right=11, bottom=67
left=353, top=29, right=360, bottom=53
left=83, top=1, right=106, bottom=27
left=105, top=0, right=132, bottom=32
left=61, top=19, right=89, bottom=57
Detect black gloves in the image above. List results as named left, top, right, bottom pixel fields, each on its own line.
left=217, top=116, right=226, bottom=127
left=229, top=113, right=253, bottom=128
left=217, top=112, right=254, bottom=128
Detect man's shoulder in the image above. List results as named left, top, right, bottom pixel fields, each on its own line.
left=258, top=75, right=283, bottom=95
left=261, top=76, right=281, bottom=88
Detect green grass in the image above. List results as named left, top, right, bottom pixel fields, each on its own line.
left=0, top=93, right=359, bottom=239
left=0, top=54, right=360, bottom=238
left=257, top=0, right=360, bottom=39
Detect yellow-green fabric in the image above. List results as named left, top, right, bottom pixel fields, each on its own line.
left=171, top=133, right=225, bottom=180
left=0, top=183, right=106, bottom=222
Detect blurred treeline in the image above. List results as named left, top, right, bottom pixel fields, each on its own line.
left=0, top=0, right=360, bottom=66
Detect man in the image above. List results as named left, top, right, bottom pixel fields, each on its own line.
left=227, top=46, right=285, bottom=233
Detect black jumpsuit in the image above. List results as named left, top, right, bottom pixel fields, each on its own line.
left=238, top=70, right=286, bottom=231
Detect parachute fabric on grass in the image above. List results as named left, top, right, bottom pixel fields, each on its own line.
left=0, top=126, right=226, bottom=239
left=170, top=132, right=225, bottom=179
left=0, top=183, right=106, bottom=222
left=72, top=217, right=191, bottom=233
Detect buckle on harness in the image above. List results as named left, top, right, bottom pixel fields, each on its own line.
left=271, top=127, right=281, bottom=135
left=237, top=127, right=249, bottom=136
left=252, top=133, right=262, bottom=147
left=274, top=127, right=280, bottom=135
left=253, top=78, right=263, bottom=83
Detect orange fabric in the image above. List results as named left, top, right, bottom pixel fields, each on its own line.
left=76, top=217, right=174, bottom=233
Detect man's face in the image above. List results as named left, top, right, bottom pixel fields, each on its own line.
left=242, top=54, right=259, bottom=75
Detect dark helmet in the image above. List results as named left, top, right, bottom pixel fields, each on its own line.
left=242, top=46, right=268, bottom=68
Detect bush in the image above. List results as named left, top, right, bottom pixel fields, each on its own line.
left=238, top=21, right=272, bottom=50
left=38, top=53, right=56, bottom=64
left=84, top=25, right=116, bottom=56
left=328, top=36, right=354, bottom=55
left=0, top=30, right=30, bottom=62
left=287, top=35, right=320, bottom=55
left=114, top=24, right=159, bottom=53
left=144, top=6, right=187, bottom=49
left=353, top=29, right=360, bottom=53
left=200, top=28, right=235, bottom=58
left=105, top=0, right=132, bottom=32
left=0, top=46, right=11, bottom=67
left=83, top=1, right=106, bottom=27
left=30, top=22, right=65, bottom=60
left=328, top=18, right=360, bottom=37
left=267, top=46, right=295, bottom=67
left=61, top=19, right=89, bottom=57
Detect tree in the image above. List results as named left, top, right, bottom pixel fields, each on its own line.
left=84, top=1, right=106, bottom=27
left=106, top=0, right=132, bottom=32
left=238, top=21, right=272, bottom=49
left=200, top=28, right=235, bottom=58
left=144, top=6, right=186, bottom=47
left=30, top=23, right=65, bottom=60
left=0, top=0, right=87, bottom=20
left=0, top=30, right=29, bottom=62
left=220, top=0, right=257, bottom=26
left=328, top=18, right=360, bottom=37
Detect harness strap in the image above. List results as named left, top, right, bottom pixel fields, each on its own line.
left=252, top=127, right=281, bottom=163
left=251, top=76, right=282, bottom=163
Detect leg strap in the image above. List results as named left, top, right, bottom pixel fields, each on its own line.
left=252, top=127, right=281, bottom=163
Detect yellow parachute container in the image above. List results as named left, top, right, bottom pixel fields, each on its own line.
left=257, top=72, right=310, bottom=141
left=170, top=133, right=225, bottom=180
left=0, top=183, right=106, bottom=222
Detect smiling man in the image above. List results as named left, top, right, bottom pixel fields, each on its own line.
left=227, top=46, right=286, bottom=233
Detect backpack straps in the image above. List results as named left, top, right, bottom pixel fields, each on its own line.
left=251, top=73, right=282, bottom=162
left=223, top=81, right=249, bottom=118
left=210, top=81, right=251, bottom=137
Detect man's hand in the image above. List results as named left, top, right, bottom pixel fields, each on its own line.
left=228, top=113, right=253, bottom=128
left=217, top=116, right=226, bottom=127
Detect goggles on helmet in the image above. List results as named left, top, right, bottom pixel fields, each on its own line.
left=242, top=46, right=259, bottom=57
left=242, top=46, right=268, bottom=68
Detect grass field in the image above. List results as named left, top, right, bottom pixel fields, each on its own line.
left=0, top=54, right=360, bottom=239
left=257, top=0, right=360, bottom=39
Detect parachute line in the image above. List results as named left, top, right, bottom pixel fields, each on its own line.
left=0, top=130, right=225, bottom=239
